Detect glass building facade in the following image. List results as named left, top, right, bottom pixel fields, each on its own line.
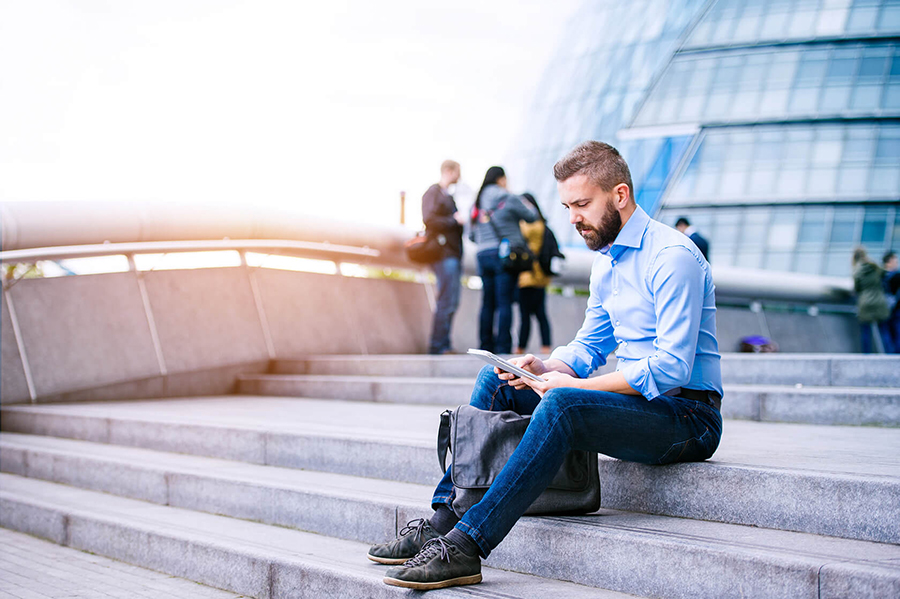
left=509, top=0, right=900, bottom=277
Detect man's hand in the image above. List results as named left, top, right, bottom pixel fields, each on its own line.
left=521, top=370, right=579, bottom=398
left=494, top=354, right=548, bottom=390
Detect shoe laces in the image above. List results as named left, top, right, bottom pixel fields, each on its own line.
left=398, top=518, right=429, bottom=542
left=404, top=537, right=452, bottom=568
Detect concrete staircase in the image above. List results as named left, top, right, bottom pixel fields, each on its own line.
left=2, top=353, right=900, bottom=598
left=237, top=354, right=900, bottom=426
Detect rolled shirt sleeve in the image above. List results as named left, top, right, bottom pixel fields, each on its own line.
left=550, top=265, right=617, bottom=379
left=619, top=245, right=707, bottom=400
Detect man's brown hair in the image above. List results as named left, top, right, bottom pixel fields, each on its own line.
left=441, top=160, right=460, bottom=173
left=553, top=141, right=634, bottom=200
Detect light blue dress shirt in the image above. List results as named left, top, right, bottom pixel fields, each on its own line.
left=550, top=205, right=723, bottom=401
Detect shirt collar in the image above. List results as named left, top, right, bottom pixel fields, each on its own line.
left=603, top=205, right=649, bottom=258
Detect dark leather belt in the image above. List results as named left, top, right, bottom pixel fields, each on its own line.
left=666, top=387, right=721, bottom=411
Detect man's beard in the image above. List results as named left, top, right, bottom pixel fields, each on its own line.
left=576, top=199, right=622, bottom=251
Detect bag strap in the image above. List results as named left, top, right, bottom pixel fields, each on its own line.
left=437, top=409, right=453, bottom=473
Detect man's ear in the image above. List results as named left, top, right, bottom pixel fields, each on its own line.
left=613, top=183, right=630, bottom=208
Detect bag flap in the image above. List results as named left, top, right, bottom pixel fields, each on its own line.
left=450, top=405, right=593, bottom=492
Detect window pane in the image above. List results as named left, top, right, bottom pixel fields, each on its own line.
left=871, top=167, right=900, bottom=194
left=765, top=251, right=793, bottom=271
left=858, top=55, right=888, bottom=81
left=875, top=135, right=900, bottom=163
left=850, top=85, right=882, bottom=111
left=797, top=220, right=825, bottom=245
left=794, top=250, right=824, bottom=274
left=826, top=57, right=857, bottom=84
left=736, top=251, right=763, bottom=269
left=830, top=218, right=857, bottom=244
left=768, top=222, right=799, bottom=250
left=820, top=85, right=852, bottom=112
left=861, top=218, right=887, bottom=245
left=824, top=251, right=852, bottom=277
left=807, top=167, right=838, bottom=196
left=884, top=84, right=900, bottom=110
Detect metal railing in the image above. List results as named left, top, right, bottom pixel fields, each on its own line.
left=0, top=200, right=853, bottom=304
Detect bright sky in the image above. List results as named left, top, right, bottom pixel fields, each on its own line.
left=0, top=0, right=581, bottom=228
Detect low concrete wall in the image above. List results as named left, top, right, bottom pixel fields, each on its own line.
left=1, top=299, right=29, bottom=402
left=254, top=269, right=431, bottom=356
left=0, top=267, right=432, bottom=405
left=5, top=273, right=161, bottom=400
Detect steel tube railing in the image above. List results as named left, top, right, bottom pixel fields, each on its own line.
left=0, top=201, right=853, bottom=304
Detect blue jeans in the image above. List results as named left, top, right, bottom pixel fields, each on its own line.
left=477, top=249, right=517, bottom=354
left=860, top=321, right=895, bottom=354
left=431, top=366, right=723, bottom=557
left=429, top=256, right=462, bottom=354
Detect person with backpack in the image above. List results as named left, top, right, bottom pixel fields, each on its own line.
left=852, top=247, right=894, bottom=353
left=516, top=192, right=564, bottom=355
left=468, top=166, right=537, bottom=354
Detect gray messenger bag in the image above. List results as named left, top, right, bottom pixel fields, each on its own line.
left=437, top=405, right=601, bottom=517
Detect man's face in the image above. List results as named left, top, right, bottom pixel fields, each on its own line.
left=446, top=167, right=460, bottom=185
left=887, top=255, right=899, bottom=272
left=558, top=174, right=623, bottom=251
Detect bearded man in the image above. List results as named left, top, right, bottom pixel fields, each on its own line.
left=369, top=141, right=724, bottom=590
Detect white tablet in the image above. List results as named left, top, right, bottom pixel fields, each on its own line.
left=467, top=349, right=544, bottom=382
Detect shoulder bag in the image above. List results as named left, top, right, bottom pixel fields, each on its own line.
left=437, top=404, right=600, bottom=517
left=405, top=231, right=445, bottom=264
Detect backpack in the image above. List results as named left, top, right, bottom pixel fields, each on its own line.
left=538, top=225, right=565, bottom=276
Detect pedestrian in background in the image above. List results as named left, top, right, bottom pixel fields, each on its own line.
left=469, top=166, right=537, bottom=354
left=516, top=192, right=553, bottom=355
left=422, top=160, right=465, bottom=355
left=882, top=250, right=900, bottom=354
left=852, top=247, right=893, bottom=354
left=675, top=217, right=710, bottom=262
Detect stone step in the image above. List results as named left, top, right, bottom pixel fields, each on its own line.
left=275, top=353, right=900, bottom=387
left=724, top=384, right=900, bottom=426
left=0, top=474, right=625, bottom=599
left=3, top=397, right=899, bottom=544
left=2, top=473, right=898, bottom=599
left=0, top=432, right=432, bottom=545
left=236, top=374, right=900, bottom=426
left=237, top=373, right=475, bottom=404
left=0, top=527, right=245, bottom=599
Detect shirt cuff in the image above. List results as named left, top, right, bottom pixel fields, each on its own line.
left=620, top=358, right=661, bottom=400
left=549, top=345, right=596, bottom=380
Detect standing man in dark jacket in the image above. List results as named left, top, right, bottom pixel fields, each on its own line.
left=882, top=250, right=899, bottom=353
left=423, top=160, right=465, bottom=354
left=676, top=217, right=710, bottom=262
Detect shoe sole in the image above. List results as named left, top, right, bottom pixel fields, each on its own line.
left=383, top=573, right=483, bottom=590
left=367, top=554, right=409, bottom=565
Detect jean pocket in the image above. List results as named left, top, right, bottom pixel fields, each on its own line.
left=657, top=428, right=714, bottom=465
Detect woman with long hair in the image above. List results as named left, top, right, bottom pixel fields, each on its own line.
left=852, top=247, right=894, bottom=353
left=469, top=166, right=537, bottom=354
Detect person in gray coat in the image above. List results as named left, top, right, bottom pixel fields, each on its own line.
left=469, top=166, right=537, bottom=353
